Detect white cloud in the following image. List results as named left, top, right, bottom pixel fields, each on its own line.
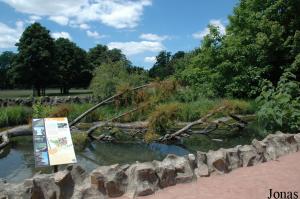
left=140, top=33, right=169, bottom=41
left=79, top=23, right=90, bottom=30
left=193, top=19, right=226, bottom=39
left=51, top=31, right=72, bottom=40
left=107, top=41, right=164, bottom=56
left=49, top=16, right=69, bottom=26
left=28, top=15, right=42, bottom=23
left=144, top=56, right=156, bottom=63
left=86, top=30, right=106, bottom=39
left=2, top=0, right=152, bottom=29
left=0, top=21, right=24, bottom=48
left=1, top=0, right=84, bottom=16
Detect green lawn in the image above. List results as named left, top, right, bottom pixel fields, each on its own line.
left=0, top=89, right=92, bottom=98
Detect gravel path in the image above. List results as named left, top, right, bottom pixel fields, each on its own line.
left=127, top=152, right=300, bottom=199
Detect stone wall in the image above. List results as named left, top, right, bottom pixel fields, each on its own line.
left=0, top=96, right=94, bottom=107
left=1, top=131, right=299, bottom=199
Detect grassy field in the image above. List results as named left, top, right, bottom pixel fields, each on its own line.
left=0, top=89, right=92, bottom=98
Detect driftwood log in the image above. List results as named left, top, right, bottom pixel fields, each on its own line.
left=0, top=125, right=32, bottom=149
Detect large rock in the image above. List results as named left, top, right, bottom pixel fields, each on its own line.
left=224, top=146, right=242, bottom=170
left=238, top=145, right=264, bottom=167
left=30, top=174, right=58, bottom=199
left=72, top=186, right=105, bottom=199
left=66, top=165, right=88, bottom=185
left=126, top=162, right=158, bottom=197
left=195, top=151, right=209, bottom=177
left=251, top=139, right=267, bottom=161
left=187, top=154, right=196, bottom=170
left=54, top=170, right=74, bottom=199
left=295, top=133, right=300, bottom=147
left=152, top=160, right=176, bottom=188
left=206, top=149, right=229, bottom=174
left=163, top=154, right=194, bottom=184
left=262, top=132, right=298, bottom=160
left=90, top=164, right=127, bottom=197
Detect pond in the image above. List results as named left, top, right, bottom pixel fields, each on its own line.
left=0, top=122, right=264, bottom=183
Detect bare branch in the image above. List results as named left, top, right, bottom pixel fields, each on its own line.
left=69, top=83, right=151, bottom=127
left=158, top=106, right=227, bottom=142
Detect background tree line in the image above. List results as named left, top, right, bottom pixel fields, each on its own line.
left=0, top=23, right=147, bottom=96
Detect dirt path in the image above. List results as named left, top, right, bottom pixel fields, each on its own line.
left=123, top=152, right=300, bottom=199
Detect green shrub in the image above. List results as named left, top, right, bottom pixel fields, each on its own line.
left=32, top=99, right=52, bottom=118
left=71, top=132, right=88, bottom=151
left=67, top=103, right=99, bottom=122
left=256, top=72, right=300, bottom=132
left=0, top=106, right=32, bottom=127
left=177, top=98, right=217, bottom=121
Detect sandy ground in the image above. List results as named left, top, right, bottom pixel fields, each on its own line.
left=120, top=152, right=300, bottom=199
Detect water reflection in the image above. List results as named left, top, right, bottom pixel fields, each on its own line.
left=0, top=140, right=189, bottom=182
left=0, top=122, right=263, bottom=183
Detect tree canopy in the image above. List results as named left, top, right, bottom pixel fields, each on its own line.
left=169, top=0, right=300, bottom=98
left=54, top=38, right=88, bottom=94
left=13, top=23, right=55, bottom=96
left=0, top=51, right=16, bottom=89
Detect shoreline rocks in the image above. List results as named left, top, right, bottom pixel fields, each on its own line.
left=1, top=131, right=299, bottom=198
left=0, top=96, right=94, bottom=107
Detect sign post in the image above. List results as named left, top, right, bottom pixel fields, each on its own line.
left=32, top=118, right=77, bottom=171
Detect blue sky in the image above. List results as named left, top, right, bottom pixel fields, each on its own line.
left=0, top=0, right=238, bottom=69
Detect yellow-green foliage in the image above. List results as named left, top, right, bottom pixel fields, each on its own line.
left=71, top=133, right=88, bottom=151
left=115, top=84, right=133, bottom=107
left=133, top=89, right=150, bottom=105
left=144, top=131, right=160, bottom=143
left=147, top=103, right=180, bottom=136
left=50, top=104, right=72, bottom=117
left=220, top=99, right=256, bottom=115
left=152, top=79, right=178, bottom=102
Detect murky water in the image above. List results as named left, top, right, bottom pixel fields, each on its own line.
left=0, top=138, right=190, bottom=183
left=0, top=122, right=264, bottom=183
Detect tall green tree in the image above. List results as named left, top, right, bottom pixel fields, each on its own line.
left=14, top=23, right=55, bottom=96
left=149, top=51, right=172, bottom=79
left=87, top=45, right=130, bottom=72
left=90, top=61, right=132, bottom=99
left=54, top=38, right=88, bottom=94
left=218, top=0, right=300, bottom=97
left=87, top=44, right=110, bottom=71
left=176, top=0, right=300, bottom=98
left=0, top=51, right=16, bottom=89
left=176, top=25, right=223, bottom=97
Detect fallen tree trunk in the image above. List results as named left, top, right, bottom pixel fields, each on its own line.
left=0, top=125, right=32, bottom=149
left=87, top=121, right=148, bottom=136
left=87, top=102, right=150, bottom=136
left=69, top=84, right=151, bottom=127
left=157, top=106, right=227, bottom=142
left=156, top=109, right=255, bottom=143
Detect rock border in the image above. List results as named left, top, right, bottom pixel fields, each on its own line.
left=1, top=131, right=299, bottom=198
left=0, top=96, right=94, bottom=107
